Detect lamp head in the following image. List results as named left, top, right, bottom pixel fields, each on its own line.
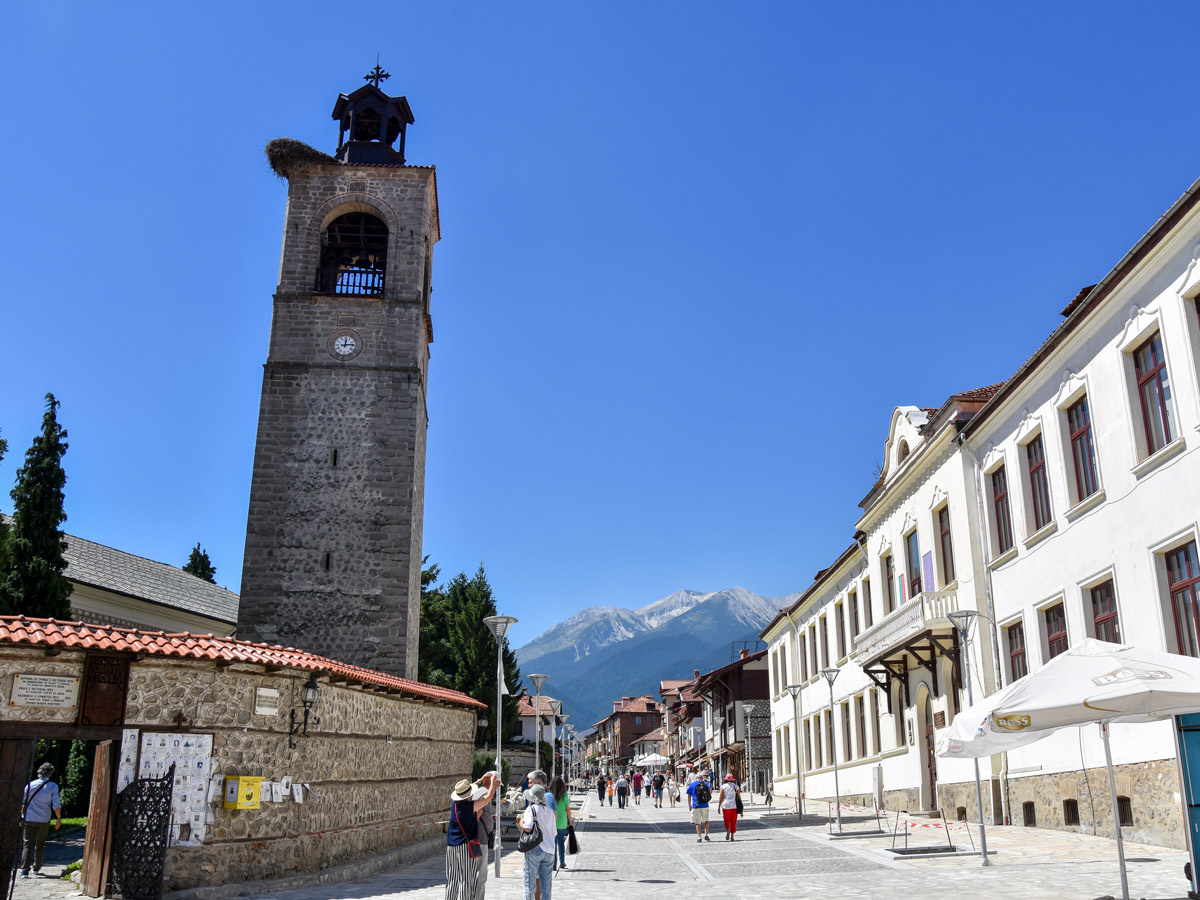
left=483, top=615, right=518, bottom=639
left=820, top=667, right=839, bottom=686
left=529, top=674, right=549, bottom=692
left=743, top=704, right=756, bottom=715
left=785, top=683, right=803, bottom=699
left=948, top=609, right=977, bottom=635
left=301, top=674, right=320, bottom=709
left=477, top=716, right=488, bottom=729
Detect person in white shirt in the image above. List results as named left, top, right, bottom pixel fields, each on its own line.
left=719, top=772, right=741, bottom=841
left=519, top=784, right=557, bottom=900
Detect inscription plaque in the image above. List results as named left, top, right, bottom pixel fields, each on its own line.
left=11, top=674, right=80, bottom=709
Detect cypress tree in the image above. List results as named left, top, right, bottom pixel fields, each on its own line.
left=183, top=543, right=217, bottom=583
left=0, top=428, right=8, bottom=575
left=0, top=395, right=71, bottom=618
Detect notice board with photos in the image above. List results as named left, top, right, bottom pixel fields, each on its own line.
left=118, top=729, right=216, bottom=845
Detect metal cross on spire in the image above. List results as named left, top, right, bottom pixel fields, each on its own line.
left=363, top=58, right=390, bottom=88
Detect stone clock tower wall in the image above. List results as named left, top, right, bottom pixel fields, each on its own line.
left=238, top=124, right=438, bottom=680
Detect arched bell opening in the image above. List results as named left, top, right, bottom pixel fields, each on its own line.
left=316, top=212, right=388, bottom=296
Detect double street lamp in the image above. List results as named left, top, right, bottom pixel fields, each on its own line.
left=482, top=614, right=517, bottom=878
left=785, top=683, right=805, bottom=817
left=947, top=609, right=991, bottom=867
left=743, top=704, right=756, bottom=806
left=820, top=667, right=842, bottom=834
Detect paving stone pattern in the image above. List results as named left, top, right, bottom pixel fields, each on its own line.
left=186, top=791, right=1198, bottom=900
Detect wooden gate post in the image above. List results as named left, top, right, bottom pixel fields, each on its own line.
left=81, top=740, right=116, bottom=898
left=0, top=738, right=35, bottom=900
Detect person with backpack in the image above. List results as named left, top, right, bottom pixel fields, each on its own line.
left=19, top=763, right=61, bottom=878
left=719, top=773, right=742, bottom=841
left=686, top=773, right=712, bottom=842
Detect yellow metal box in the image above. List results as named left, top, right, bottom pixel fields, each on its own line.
left=223, top=775, right=263, bottom=810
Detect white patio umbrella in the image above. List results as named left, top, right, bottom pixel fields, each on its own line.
left=939, top=638, right=1200, bottom=900
left=634, top=753, right=670, bottom=766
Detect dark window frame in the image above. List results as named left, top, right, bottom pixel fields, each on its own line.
left=1168, top=541, right=1200, bottom=658
left=884, top=555, right=897, bottom=612
left=1026, top=434, right=1053, bottom=531
left=1067, top=397, right=1100, bottom=502
left=992, top=466, right=1015, bottom=553
left=1090, top=580, right=1121, bottom=643
left=835, top=604, right=847, bottom=659
left=1008, top=620, right=1028, bottom=682
left=849, top=590, right=860, bottom=640
left=1133, top=333, right=1175, bottom=455
left=905, top=530, right=922, bottom=597
left=1044, top=603, right=1068, bottom=659
left=863, top=579, right=873, bottom=628
left=938, top=505, right=955, bottom=586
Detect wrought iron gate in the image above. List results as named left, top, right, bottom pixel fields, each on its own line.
left=108, top=764, right=174, bottom=900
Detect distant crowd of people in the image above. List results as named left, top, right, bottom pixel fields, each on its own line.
left=446, top=763, right=750, bottom=900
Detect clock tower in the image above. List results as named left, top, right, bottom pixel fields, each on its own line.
left=237, top=66, right=438, bottom=680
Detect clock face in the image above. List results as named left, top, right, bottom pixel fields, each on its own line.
left=327, top=329, right=363, bottom=361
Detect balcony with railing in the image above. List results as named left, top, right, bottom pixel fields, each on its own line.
left=850, top=587, right=960, bottom=666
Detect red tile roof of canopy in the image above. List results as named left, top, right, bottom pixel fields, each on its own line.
left=0, top=616, right=484, bottom=709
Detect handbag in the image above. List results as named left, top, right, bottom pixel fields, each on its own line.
left=567, top=824, right=579, bottom=855
left=735, top=790, right=744, bottom=816
left=453, top=802, right=481, bottom=859
left=516, top=811, right=543, bottom=853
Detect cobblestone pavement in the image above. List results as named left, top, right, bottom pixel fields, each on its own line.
left=194, top=793, right=1195, bottom=900
left=11, top=827, right=85, bottom=900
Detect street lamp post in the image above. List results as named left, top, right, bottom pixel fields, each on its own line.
left=785, top=684, right=805, bottom=817
left=482, top=614, right=517, bottom=878
left=821, top=668, right=842, bottom=834
left=948, top=609, right=991, bottom=867
left=743, top=704, right=756, bottom=807
left=713, top=715, right=725, bottom=776
left=530, top=674, right=548, bottom=777
left=554, top=708, right=568, bottom=784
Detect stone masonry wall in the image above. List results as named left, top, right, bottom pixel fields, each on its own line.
left=238, top=160, right=438, bottom=681
left=0, top=649, right=477, bottom=891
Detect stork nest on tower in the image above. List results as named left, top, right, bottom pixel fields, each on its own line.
left=265, top=138, right=338, bottom=178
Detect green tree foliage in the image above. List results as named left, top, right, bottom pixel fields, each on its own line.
left=0, top=395, right=71, bottom=618
left=183, top=543, right=217, bottom=583
left=0, top=428, right=8, bottom=575
left=418, top=558, right=454, bottom=687
left=445, top=566, right=523, bottom=746
left=472, top=750, right=511, bottom=787
left=420, top=563, right=522, bottom=746
left=59, top=740, right=93, bottom=817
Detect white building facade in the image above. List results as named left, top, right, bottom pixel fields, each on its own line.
left=960, top=176, right=1200, bottom=848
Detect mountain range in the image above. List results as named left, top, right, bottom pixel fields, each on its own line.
left=514, top=586, right=794, bottom=729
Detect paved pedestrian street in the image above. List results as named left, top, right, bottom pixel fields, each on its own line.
left=193, top=793, right=1194, bottom=900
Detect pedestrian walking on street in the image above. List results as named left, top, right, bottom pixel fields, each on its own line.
left=719, top=773, right=741, bottom=841
left=615, top=774, right=629, bottom=809
left=446, top=776, right=495, bottom=900
left=595, top=773, right=606, bottom=805
left=667, top=773, right=679, bottom=809
left=472, top=772, right=500, bottom=900
left=548, top=776, right=573, bottom=870
left=19, top=763, right=61, bottom=878
left=686, top=773, right=712, bottom=843
left=519, top=784, right=557, bottom=900
left=651, top=770, right=665, bottom=808
left=607, top=779, right=614, bottom=805
left=631, top=770, right=642, bottom=804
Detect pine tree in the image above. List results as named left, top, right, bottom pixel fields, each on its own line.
left=442, top=565, right=522, bottom=746
left=183, top=543, right=217, bottom=583
left=0, top=395, right=71, bottom=618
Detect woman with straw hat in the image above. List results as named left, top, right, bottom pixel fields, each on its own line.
left=446, top=776, right=496, bottom=900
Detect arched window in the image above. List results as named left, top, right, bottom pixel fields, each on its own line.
left=353, top=107, right=382, bottom=142
left=317, top=212, right=388, bottom=296
left=897, top=440, right=910, bottom=463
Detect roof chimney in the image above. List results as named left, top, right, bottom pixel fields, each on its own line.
left=613, top=700, right=622, bottom=712
left=739, top=648, right=749, bottom=660
left=693, top=669, right=700, bottom=680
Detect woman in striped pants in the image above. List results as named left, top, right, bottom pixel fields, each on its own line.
left=446, top=777, right=496, bottom=900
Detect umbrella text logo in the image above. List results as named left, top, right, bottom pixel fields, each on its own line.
left=1092, top=667, right=1171, bottom=686
left=995, top=714, right=1031, bottom=731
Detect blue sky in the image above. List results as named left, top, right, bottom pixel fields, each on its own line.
left=2, top=3, right=1197, bottom=648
